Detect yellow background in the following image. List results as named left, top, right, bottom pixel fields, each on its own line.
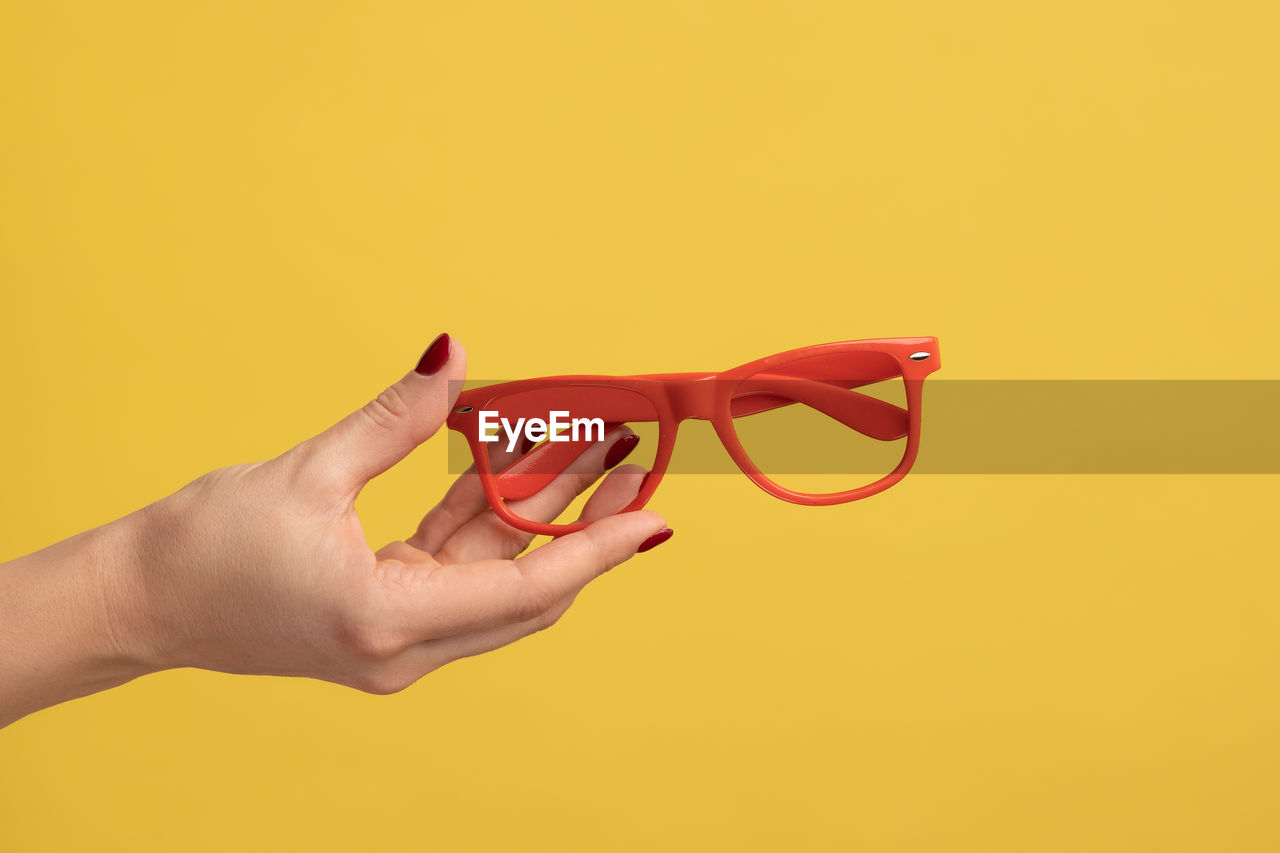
left=2, top=2, right=1278, bottom=850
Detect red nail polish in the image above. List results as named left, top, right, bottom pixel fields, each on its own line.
left=603, top=433, right=639, bottom=470
left=415, top=333, right=451, bottom=376
left=637, top=528, right=673, bottom=553
left=521, top=435, right=538, bottom=455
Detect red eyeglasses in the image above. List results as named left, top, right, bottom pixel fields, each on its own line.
left=446, top=337, right=940, bottom=536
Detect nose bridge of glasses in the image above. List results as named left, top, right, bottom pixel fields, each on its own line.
left=664, top=376, right=721, bottom=421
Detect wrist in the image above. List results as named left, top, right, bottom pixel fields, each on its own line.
left=0, top=514, right=162, bottom=727
left=89, top=511, right=169, bottom=675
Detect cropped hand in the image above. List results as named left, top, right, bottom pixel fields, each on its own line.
left=0, top=335, right=670, bottom=726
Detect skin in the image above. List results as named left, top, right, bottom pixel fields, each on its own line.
left=0, top=338, right=668, bottom=729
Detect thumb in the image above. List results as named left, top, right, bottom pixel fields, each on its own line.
left=303, top=333, right=467, bottom=491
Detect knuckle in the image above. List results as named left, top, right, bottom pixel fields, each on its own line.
left=508, top=596, right=545, bottom=625
left=509, top=578, right=557, bottom=624
left=574, top=533, right=612, bottom=577
left=360, top=385, right=412, bottom=432
left=351, top=667, right=414, bottom=696
left=334, top=615, right=404, bottom=663
left=484, top=517, right=536, bottom=561
left=278, top=440, right=336, bottom=491
left=501, top=534, right=537, bottom=562
left=531, top=605, right=565, bottom=634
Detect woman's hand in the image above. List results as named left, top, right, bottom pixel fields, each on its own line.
left=0, top=335, right=670, bottom=727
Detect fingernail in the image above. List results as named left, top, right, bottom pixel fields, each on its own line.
left=415, top=333, right=452, bottom=376
left=637, top=527, right=673, bottom=553
left=521, top=435, right=538, bottom=455
left=603, top=433, right=639, bottom=470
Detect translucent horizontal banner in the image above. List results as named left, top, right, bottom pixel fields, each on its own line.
left=445, top=380, right=1280, bottom=474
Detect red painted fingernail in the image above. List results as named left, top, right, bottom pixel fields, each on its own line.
left=415, top=333, right=451, bottom=376
left=637, top=527, right=673, bottom=553
left=603, top=433, right=639, bottom=470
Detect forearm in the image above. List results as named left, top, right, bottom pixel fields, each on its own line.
left=0, top=517, right=157, bottom=729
